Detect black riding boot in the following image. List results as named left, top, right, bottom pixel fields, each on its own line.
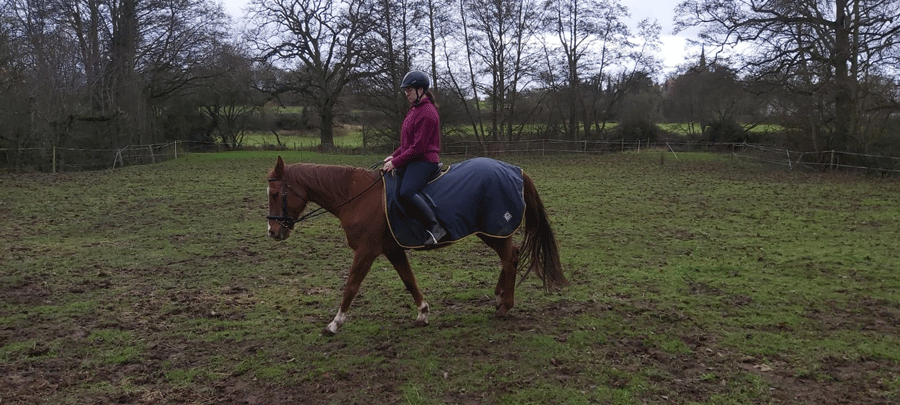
left=405, top=194, right=447, bottom=245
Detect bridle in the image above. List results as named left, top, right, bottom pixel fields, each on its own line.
left=267, top=164, right=386, bottom=229
left=266, top=177, right=307, bottom=228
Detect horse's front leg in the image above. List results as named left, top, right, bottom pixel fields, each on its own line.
left=323, top=249, right=378, bottom=336
left=384, top=246, right=429, bottom=327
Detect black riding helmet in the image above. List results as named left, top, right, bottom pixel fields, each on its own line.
left=400, top=71, right=430, bottom=90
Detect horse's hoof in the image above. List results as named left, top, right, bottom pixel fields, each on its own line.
left=412, top=319, right=429, bottom=328
left=321, top=327, right=337, bottom=337
left=495, top=307, right=510, bottom=318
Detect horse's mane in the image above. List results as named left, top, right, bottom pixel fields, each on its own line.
left=284, top=163, right=379, bottom=208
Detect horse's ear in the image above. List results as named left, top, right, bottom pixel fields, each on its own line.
left=275, top=156, right=285, bottom=177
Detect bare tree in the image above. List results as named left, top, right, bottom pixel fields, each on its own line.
left=675, top=0, right=900, bottom=153
left=248, top=0, right=375, bottom=148
left=196, top=44, right=265, bottom=150
left=350, top=0, right=417, bottom=144
left=446, top=0, right=543, bottom=147
left=0, top=8, right=31, bottom=168
left=419, top=0, right=454, bottom=92
left=2, top=0, right=85, bottom=167
left=356, top=0, right=459, bottom=142
left=586, top=17, right=662, bottom=138
left=2, top=0, right=228, bottom=165
left=542, top=0, right=661, bottom=141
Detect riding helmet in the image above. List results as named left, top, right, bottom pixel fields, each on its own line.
left=400, top=71, right=430, bottom=90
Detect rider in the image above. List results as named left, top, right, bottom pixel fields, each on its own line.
left=382, top=70, right=447, bottom=246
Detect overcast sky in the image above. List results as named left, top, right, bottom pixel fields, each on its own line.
left=219, top=0, right=698, bottom=78
left=624, top=0, right=700, bottom=72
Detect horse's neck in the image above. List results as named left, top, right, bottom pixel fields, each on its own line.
left=291, top=164, right=355, bottom=213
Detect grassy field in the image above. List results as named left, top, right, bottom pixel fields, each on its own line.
left=656, top=123, right=784, bottom=135
left=241, top=130, right=366, bottom=149
left=240, top=121, right=779, bottom=150
left=2, top=151, right=899, bottom=404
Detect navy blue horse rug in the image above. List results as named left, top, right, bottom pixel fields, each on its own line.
left=383, top=157, right=526, bottom=249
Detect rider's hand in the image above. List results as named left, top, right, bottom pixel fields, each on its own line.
left=383, top=155, right=393, bottom=162
left=383, top=160, right=395, bottom=172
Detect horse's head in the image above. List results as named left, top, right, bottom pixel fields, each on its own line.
left=266, top=156, right=308, bottom=241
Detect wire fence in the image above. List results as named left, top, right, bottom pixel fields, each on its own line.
left=0, top=141, right=182, bottom=172
left=442, top=139, right=900, bottom=174
left=2, top=139, right=899, bottom=175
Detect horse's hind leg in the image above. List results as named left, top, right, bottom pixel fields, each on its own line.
left=323, top=249, right=378, bottom=336
left=479, top=235, right=519, bottom=317
left=384, top=246, right=429, bottom=327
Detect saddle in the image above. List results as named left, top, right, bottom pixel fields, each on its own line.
left=426, top=162, right=449, bottom=182
left=383, top=157, right=526, bottom=249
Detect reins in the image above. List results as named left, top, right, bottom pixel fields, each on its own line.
left=267, top=162, right=385, bottom=227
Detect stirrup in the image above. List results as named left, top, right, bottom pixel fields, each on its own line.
left=425, top=226, right=447, bottom=246
left=424, top=230, right=439, bottom=246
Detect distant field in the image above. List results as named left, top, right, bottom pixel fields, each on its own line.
left=2, top=151, right=898, bottom=404
left=657, top=122, right=785, bottom=134
left=242, top=130, right=366, bottom=149
left=241, top=121, right=782, bottom=150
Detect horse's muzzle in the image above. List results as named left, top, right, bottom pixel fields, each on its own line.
left=267, top=222, right=292, bottom=241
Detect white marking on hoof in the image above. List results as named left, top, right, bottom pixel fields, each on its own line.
left=414, top=301, right=429, bottom=326
left=324, top=311, right=346, bottom=335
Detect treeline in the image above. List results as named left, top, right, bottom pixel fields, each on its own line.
left=1, top=0, right=898, bottom=172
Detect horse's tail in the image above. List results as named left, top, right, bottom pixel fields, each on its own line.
left=518, top=172, right=568, bottom=290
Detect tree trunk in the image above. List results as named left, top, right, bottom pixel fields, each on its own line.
left=320, top=105, right=335, bottom=148
left=110, top=0, right=141, bottom=145
left=832, top=0, right=852, bottom=151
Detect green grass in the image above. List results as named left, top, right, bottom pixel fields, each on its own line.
left=1, top=150, right=898, bottom=404
left=242, top=130, right=365, bottom=148
left=658, top=122, right=785, bottom=135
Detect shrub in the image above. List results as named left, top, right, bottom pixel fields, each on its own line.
left=704, top=118, right=748, bottom=143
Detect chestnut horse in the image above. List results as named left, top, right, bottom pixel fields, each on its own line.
left=266, top=156, right=567, bottom=335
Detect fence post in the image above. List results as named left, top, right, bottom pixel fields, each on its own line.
left=830, top=150, right=835, bottom=170
left=113, top=146, right=126, bottom=169
left=666, top=142, right=678, bottom=160
left=52, top=146, right=56, bottom=174
left=174, top=140, right=178, bottom=160
left=148, top=144, right=155, bottom=164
